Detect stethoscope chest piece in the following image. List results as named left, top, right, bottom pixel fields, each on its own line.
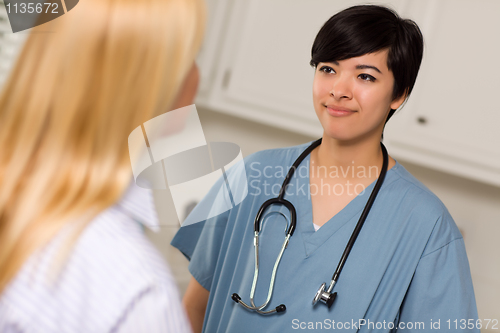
left=313, top=282, right=337, bottom=308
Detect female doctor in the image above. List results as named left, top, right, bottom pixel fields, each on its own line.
left=172, top=5, right=479, bottom=333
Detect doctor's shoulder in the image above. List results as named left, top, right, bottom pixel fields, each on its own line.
left=389, top=162, right=464, bottom=254
left=242, top=142, right=314, bottom=179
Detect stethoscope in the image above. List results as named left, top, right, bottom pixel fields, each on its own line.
left=231, top=138, right=389, bottom=314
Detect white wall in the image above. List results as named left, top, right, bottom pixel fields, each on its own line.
left=147, top=106, right=500, bottom=322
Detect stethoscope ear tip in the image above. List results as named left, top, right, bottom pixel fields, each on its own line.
left=231, top=293, right=241, bottom=303
left=276, top=304, right=286, bottom=313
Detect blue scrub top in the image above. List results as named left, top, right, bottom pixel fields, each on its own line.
left=171, top=142, right=479, bottom=332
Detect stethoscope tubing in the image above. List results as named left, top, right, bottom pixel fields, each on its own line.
left=330, top=142, right=388, bottom=283
left=254, top=198, right=296, bottom=236
left=277, top=138, right=323, bottom=200
left=253, top=138, right=322, bottom=237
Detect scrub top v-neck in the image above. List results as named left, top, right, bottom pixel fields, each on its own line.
left=294, top=153, right=379, bottom=258
left=171, top=141, right=479, bottom=333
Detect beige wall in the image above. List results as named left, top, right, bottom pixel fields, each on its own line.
left=147, top=106, right=500, bottom=322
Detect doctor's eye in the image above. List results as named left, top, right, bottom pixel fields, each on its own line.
left=319, top=66, right=335, bottom=74
left=358, top=74, right=376, bottom=82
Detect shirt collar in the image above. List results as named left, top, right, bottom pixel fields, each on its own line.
left=115, top=179, right=160, bottom=232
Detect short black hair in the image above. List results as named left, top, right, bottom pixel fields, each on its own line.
left=310, top=5, right=424, bottom=124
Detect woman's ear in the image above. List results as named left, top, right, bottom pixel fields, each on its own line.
left=390, top=89, right=408, bottom=110
left=171, top=63, right=200, bottom=111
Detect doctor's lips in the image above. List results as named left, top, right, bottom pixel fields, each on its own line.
left=324, top=104, right=356, bottom=117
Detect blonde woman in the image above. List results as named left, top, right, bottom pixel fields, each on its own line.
left=0, top=0, right=204, bottom=332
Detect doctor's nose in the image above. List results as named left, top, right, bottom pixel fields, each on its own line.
left=329, top=78, right=352, bottom=100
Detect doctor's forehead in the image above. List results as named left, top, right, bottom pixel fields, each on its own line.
left=320, top=50, right=390, bottom=72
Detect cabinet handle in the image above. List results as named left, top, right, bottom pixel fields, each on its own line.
left=416, top=116, right=428, bottom=125
left=222, top=69, right=231, bottom=90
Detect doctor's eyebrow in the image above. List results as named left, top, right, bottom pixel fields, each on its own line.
left=356, top=64, right=382, bottom=73
left=328, top=61, right=382, bottom=74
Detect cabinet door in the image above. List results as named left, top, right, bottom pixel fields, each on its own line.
left=195, top=0, right=233, bottom=103
left=384, top=0, right=500, bottom=186
left=202, top=0, right=400, bottom=136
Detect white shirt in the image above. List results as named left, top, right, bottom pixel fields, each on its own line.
left=0, top=181, right=192, bottom=333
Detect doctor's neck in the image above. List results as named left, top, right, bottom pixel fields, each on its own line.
left=312, top=135, right=396, bottom=180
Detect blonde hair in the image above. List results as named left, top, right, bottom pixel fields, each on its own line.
left=0, top=0, right=205, bottom=292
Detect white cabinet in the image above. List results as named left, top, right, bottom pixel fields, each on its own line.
left=196, top=0, right=500, bottom=186
left=195, top=0, right=233, bottom=102
left=383, top=0, right=500, bottom=186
